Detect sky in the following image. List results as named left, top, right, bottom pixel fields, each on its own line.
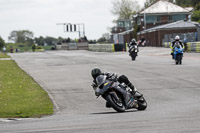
left=0, top=0, right=146, bottom=42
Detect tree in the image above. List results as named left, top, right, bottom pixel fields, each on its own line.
left=97, top=33, right=111, bottom=43
left=111, top=0, right=140, bottom=19
left=175, top=0, right=199, bottom=7
left=192, top=10, right=200, bottom=23
left=43, top=36, right=57, bottom=46
left=0, top=36, right=5, bottom=50
left=175, top=0, right=200, bottom=23
left=145, top=0, right=174, bottom=8
left=34, top=36, right=45, bottom=46
left=57, top=37, right=64, bottom=44
left=133, top=24, right=139, bottom=39
left=8, top=30, right=34, bottom=43
left=97, top=37, right=107, bottom=43
left=102, top=33, right=111, bottom=41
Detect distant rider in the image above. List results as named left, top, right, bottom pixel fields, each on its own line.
left=170, top=35, right=184, bottom=59
left=91, top=67, right=142, bottom=108
left=128, top=38, right=138, bottom=52
left=128, top=38, right=137, bottom=48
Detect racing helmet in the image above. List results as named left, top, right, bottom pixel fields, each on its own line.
left=131, top=38, right=136, bottom=43
left=91, top=68, right=102, bottom=79
left=175, top=35, right=180, bottom=41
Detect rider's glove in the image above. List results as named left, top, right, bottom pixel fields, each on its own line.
left=95, top=92, right=100, bottom=96
left=91, top=83, right=97, bottom=90
left=95, top=88, right=101, bottom=96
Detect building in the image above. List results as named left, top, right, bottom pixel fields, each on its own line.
left=135, top=0, right=193, bottom=39
left=139, top=20, right=200, bottom=47
left=111, top=19, right=133, bottom=34
left=111, top=19, right=134, bottom=51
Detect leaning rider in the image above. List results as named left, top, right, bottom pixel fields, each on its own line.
left=91, top=68, right=142, bottom=99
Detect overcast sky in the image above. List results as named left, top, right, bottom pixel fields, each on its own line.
left=0, top=0, right=146, bottom=42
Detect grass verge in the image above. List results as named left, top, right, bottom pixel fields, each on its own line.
left=0, top=53, right=10, bottom=58
left=0, top=60, right=54, bottom=118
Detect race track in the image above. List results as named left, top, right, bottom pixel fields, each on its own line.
left=1, top=47, right=200, bottom=133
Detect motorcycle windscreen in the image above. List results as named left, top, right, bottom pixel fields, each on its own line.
left=96, top=75, right=106, bottom=87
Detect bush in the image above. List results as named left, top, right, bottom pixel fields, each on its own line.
left=37, top=46, right=43, bottom=49
left=32, top=44, right=36, bottom=52
left=0, top=36, right=5, bottom=50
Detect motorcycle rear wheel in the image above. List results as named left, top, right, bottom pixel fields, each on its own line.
left=106, top=94, right=125, bottom=112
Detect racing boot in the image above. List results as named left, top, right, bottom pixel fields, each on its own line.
left=128, top=83, right=143, bottom=99
left=105, top=101, right=111, bottom=108
left=171, top=52, right=174, bottom=59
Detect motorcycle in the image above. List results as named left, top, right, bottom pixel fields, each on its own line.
left=94, top=75, right=147, bottom=112
left=128, top=45, right=138, bottom=61
left=173, top=43, right=183, bottom=65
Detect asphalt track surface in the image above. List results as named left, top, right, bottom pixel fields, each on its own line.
left=1, top=47, right=200, bottom=133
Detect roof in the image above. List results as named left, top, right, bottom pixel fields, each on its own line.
left=118, top=29, right=134, bottom=35
left=117, top=19, right=132, bottom=22
left=140, top=0, right=190, bottom=14
left=138, top=20, right=197, bottom=34
left=185, top=7, right=194, bottom=12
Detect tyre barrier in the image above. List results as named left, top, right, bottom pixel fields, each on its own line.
left=88, top=44, right=115, bottom=52
left=162, top=42, right=200, bottom=53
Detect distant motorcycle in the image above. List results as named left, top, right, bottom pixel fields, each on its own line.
left=173, top=43, right=183, bottom=65
left=129, top=45, right=138, bottom=61
left=95, top=75, right=147, bottom=112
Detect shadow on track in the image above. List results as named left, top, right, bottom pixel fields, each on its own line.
left=90, top=110, right=138, bottom=115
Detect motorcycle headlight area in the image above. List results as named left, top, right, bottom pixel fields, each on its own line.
left=99, top=82, right=109, bottom=89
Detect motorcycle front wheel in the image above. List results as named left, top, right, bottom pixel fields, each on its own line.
left=106, top=94, right=125, bottom=112
left=131, top=52, right=137, bottom=61
left=136, top=96, right=147, bottom=110
left=177, top=54, right=182, bottom=65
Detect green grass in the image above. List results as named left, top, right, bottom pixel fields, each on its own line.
left=0, top=53, right=10, bottom=58
left=5, top=43, right=54, bottom=52
left=0, top=60, right=54, bottom=118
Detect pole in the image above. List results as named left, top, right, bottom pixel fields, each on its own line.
left=78, top=24, right=81, bottom=39
left=83, top=24, right=85, bottom=37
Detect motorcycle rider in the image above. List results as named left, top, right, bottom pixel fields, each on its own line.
left=128, top=38, right=137, bottom=48
left=91, top=68, right=142, bottom=108
left=170, top=35, right=184, bottom=59
left=128, top=38, right=139, bottom=59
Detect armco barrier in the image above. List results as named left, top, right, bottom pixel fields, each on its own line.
left=162, top=42, right=200, bottom=53
left=88, top=44, right=115, bottom=52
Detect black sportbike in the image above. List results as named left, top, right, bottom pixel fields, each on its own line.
left=95, top=75, right=147, bottom=112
